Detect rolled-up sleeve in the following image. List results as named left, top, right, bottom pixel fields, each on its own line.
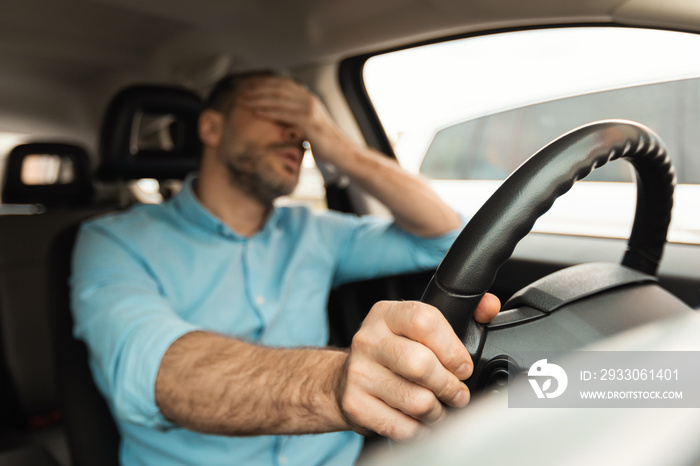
left=70, top=221, right=201, bottom=429
left=329, top=212, right=466, bottom=287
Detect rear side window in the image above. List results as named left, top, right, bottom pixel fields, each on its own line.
left=363, top=27, right=700, bottom=244
left=420, top=80, right=700, bottom=184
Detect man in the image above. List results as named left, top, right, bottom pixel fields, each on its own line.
left=71, top=71, right=500, bottom=465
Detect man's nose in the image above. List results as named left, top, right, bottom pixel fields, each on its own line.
left=282, top=125, right=303, bottom=143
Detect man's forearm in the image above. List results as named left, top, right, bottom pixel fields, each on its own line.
left=324, top=137, right=461, bottom=237
left=155, top=331, right=349, bottom=436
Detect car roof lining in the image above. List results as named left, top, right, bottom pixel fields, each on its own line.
left=1, top=0, right=699, bottom=165
left=1, top=0, right=697, bottom=94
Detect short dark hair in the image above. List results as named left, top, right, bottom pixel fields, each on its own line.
left=203, top=70, right=280, bottom=115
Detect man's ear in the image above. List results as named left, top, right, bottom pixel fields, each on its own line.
left=199, top=109, right=224, bottom=148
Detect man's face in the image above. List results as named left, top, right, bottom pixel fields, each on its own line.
left=215, top=92, right=305, bottom=205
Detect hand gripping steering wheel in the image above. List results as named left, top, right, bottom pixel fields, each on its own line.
left=420, top=120, right=689, bottom=390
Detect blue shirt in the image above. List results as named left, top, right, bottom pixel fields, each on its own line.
left=70, top=176, right=461, bottom=466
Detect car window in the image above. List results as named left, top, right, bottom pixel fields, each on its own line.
left=363, top=27, right=700, bottom=244
left=420, top=79, right=700, bottom=183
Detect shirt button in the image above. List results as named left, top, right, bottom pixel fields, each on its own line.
left=217, top=224, right=236, bottom=239
left=279, top=456, right=287, bottom=465
left=255, top=296, right=266, bottom=306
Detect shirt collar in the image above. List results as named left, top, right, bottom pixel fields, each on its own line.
left=172, top=173, right=282, bottom=240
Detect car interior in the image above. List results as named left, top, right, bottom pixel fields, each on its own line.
left=1, top=1, right=700, bottom=465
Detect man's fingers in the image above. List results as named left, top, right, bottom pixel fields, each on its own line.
left=340, top=300, right=486, bottom=439
left=473, top=293, right=501, bottom=323
left=372, top=334, right=470, bottom=408
left=240, top=86, right=311, bottom=126
left=370, top=361, right=448, bottom=424
left=381, top=301, right=473, bottom=380
left=341, top=384, right=426, bottom=441
left=240, top=92, right=302, bottom=114
left=240, top=77, right=307, bottom=108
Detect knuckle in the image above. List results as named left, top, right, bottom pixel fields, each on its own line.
left=364, top=301, right=388, bottom=325
left=407, top=389, right=439, bottom=419
left=372, top=300, right=392, bottom=314
left=443, top=347, right=467, bottom=372
left=350, top=329, right=368, bottom=349
left=376, top=419, right=398, bottom=439
left=408, top=305, right=438, bottom=335
left=351, top=327, right=376, bottom=352
left=381, top=419, right=419, bottom=441
left=394, top=422, right=424, bottom=442
left=403, top=348, right=434, bottom=382
left=435, top=377, right=462, bottom=401
left=340, top=392, right=363, bottom=421
left=377, top=335, right=402, bottom=359
left=344, top=359, right=369, bottom=387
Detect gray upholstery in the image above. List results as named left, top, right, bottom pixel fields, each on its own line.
left=0, top=446, right=61, bottom=466
left=0, top=209, right=108, bottom=420
left=0, top=143, right=105, bottom=465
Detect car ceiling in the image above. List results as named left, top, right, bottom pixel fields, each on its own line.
left=1, top=0, right=700, bottom=142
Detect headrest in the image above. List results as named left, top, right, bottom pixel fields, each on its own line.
left=97, top=85, right=202, bottom=181
left=2, top=143, right=94, bottom=208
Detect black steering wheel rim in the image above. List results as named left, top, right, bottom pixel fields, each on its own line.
left=421, top=119, right=676, bottom=339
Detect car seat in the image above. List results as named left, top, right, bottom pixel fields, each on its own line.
left=47, top=84, right=202, bottom=466
left=1, top=143, right=94, bottom=209
left=0, top=142, right=106, bottom=465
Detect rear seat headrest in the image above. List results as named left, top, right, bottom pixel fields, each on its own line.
left=2, top=143, right=94, bottom=208
left=97, top=85, right=203, bottom=181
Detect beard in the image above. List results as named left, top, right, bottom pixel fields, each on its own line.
left=218, top=139, right=301, bottom=206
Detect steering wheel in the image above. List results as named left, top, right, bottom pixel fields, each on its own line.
left=420, top=120, right=688, bottom=390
